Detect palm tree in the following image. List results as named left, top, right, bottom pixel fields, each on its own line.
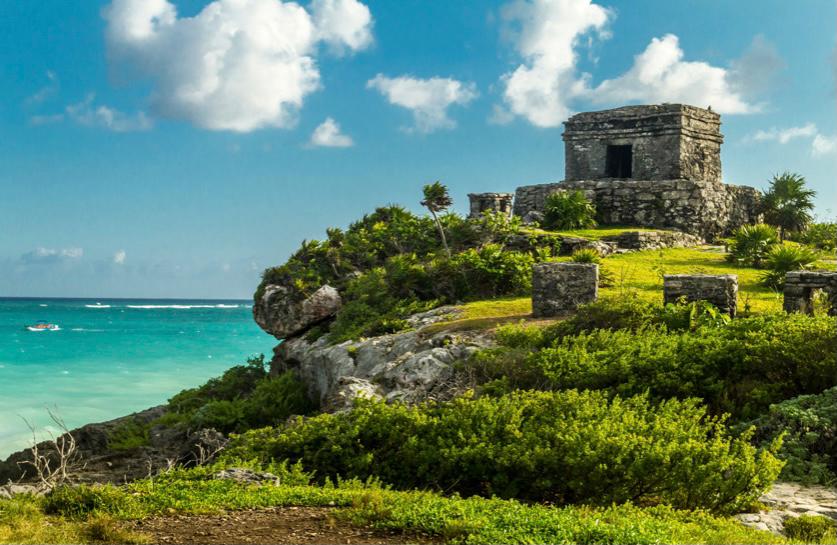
left=761, top=172, right=816, bottom=241
left=421, top=181, right=453, bottom=258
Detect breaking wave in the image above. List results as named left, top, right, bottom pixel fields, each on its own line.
left=125, top=304, right=240, bottom=309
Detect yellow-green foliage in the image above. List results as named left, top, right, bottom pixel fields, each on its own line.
left=1, top=466, right=788, bottom=545
left=782, top=515, right=836, bottom=544
left=475, top=308, right=837, bottom=420
left=223, top=391, right=782, bottom=513
left=0, top=496, right=146, bottom=544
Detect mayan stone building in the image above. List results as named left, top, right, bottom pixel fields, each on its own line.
left=513, top=104, right=761, bottom=239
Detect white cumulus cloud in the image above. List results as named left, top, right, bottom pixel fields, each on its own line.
left=751, top=123, right=817, bottom=144
left=310, top=117, right=354, bottom=147
left=590, top=34, right=757, bottom=114
left=812, top=134, right=837, bottom=157
left=496, top=0, right=612, bottom=127
left=496, top=1, right=774, bottom=127
left=102, top=0, right=373, bottom=132
left=311, top=0, right=373, bottom=54
left=746, top=123, right=837, bottom=158
left=367, top=74, right=478, bottom=133
left=113, top=250, right=127, bottom=265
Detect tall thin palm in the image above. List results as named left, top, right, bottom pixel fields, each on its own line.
left=762, top=172, right=816, bottom=241
left=421, top=181, right=453, bottom=258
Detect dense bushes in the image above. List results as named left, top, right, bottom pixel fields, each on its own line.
left=471, top=305, right=837, bottom=420
left=791, top=222, right=837, bottom=251
left=224, top=390, right=781, bottom=513
left=746, top=387, right=837, bottom=485
left=328, top=244, right=536, bottom=341
left=258, top=205, right=546, bottom=342
left=141, top=356, right=316, bottom=437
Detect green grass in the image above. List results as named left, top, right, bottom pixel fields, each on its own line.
left=1, top=464, right=798, bottom=545
left=0, top=496, right=146, bottom=545
left=422, top=297, right=536, bottom=334
left=523, top=226, right=672, bottom=240
left=434, top=246, right=837, bottom=328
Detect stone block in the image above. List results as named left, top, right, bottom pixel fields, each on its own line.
left=468, top=192, right=513, bottom=218
left=532, top=263, right=598, bottom=317
left=663, top=274, right=738, bottom=317
left=783, top=271, right=837, bottom=316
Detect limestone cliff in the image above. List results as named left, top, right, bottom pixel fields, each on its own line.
left=271, top=306, right=494, bottom=410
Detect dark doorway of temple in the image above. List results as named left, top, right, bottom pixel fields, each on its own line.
left=606, top=144, right=633, bottom=178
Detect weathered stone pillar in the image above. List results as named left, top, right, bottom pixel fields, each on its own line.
left=663, top=274, right=738, bottom=317
left=468, top=193, right=514, bottom=219
left=532, top=263, right=598, bottom=317
left=783, top=271, right=837, bottom=316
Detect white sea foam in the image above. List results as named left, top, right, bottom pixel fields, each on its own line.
left=85, top=304, right=111, bottom=309
left=126, top=304, right=240, bottom=309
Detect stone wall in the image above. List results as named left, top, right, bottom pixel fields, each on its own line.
left=563, top=104, right=722, bottom=183
left=532, top=263, right=598, bottom=317
left=783, top=271, right=837, bottom=316
left=602, top=230, right=704, bottom=250
left=663, top=274, right=738, bottom=317
left=513, top=179, right=761, bottom=240
left=468, top=192, right=513, bottom=218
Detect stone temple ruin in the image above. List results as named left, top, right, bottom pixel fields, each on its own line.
left=472, top=104, right=761, bottom=240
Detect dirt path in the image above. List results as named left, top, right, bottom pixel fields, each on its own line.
left=125, top=506, right=435, bottom=545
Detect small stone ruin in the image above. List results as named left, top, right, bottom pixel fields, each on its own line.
left=468, top=192, right=513, bottom=218
left=512, top=104, right=761, bottom=239
left=663, top=274, right=738, bottom=317
left=532, top=262, right=598, bottom=317
left=783, top=271, right=837, bottom=316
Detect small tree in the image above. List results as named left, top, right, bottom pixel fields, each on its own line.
left=762, top=172, right=816, bottom=241
left=421, top=181, right=453, bottom=258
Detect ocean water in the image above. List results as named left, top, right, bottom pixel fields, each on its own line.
left=0, top=298, right=276, bottom=458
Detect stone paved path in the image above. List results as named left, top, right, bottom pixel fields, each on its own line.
left=736, top=482, right=837, bottom=535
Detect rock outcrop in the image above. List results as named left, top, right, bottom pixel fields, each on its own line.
left=737, top=481, right=837, bottom=535
left=254, top=284, right=342, bottom=339
left=0, top=406, right=226, bottom=486
left=271, top=306, right=494, bottom=409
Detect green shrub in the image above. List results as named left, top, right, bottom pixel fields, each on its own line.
left=474, top=312, right=837, bottom=420
left=107, top=418, right=150, bottom=451
left=791, top=222, right=837, bottom=252
left=168, top=355, right=266, bottom=414
left=328, top=246, right=535, bottom=342
left=542, top=190, right=597, bottom=230
left=760, top=244, right=820, bottom=289
left=189, top=399, right=246, bottom=432
left=782, top=514, right=836, bottom=543
left=42, top=485, right=128, bottom=520
left=746, top=387, right=837, bottom=485
left=436, top=244, right=535, bottom=301
left=224, top=390, right=782, bottom=513
left=726, top=224, right=779, bottom=268
left=159, top=354, right=314, bottom=435
left=241, top=373, right=317, bottom=429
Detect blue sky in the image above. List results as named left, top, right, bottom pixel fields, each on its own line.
left=1, top=0, right=834, bottom=298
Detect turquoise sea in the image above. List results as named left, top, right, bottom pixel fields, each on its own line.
left=0, top=298, right=276, bottom=458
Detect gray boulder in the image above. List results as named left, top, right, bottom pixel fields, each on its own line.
left=254, top=284, right=342, bottom=339
left=272, top=307, right=492, bottom=407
